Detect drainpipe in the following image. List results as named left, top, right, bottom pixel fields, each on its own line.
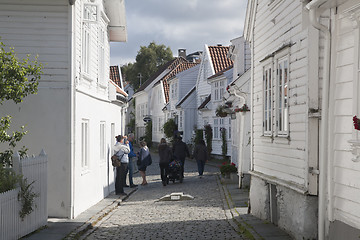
left=306, top=1, right=331, bottom=239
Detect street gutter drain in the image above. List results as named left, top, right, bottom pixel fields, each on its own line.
left=158, top=192, right=194, bottom=201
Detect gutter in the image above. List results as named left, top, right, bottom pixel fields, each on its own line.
left=305, top=1, right=332, bottom=239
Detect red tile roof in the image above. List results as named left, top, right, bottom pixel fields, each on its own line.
left=160, top=60, right=199, bottom=103
left=110, top=66, right=122, bottom=88
left=208, top=46, right=233, bottom=74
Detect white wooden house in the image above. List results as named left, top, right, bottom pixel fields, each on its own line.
left=166, top=64, right=200, bottom=143
left=245, top=0, right=360, bottom=238
left=0, top=0, right=127, bottom=218
left=195, top=45, right=233, bottom=155
left=224, top=36, right=251, bottom=188
left=207, top=67, right=233, bottom=157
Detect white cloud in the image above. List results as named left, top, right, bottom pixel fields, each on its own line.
left=110, top=0, right=248, bottom=66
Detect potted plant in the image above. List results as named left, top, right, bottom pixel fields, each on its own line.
left=216, top=105, right=228, bottom=117
left=353, top=115, right=360, bottom=131
left=234, top=104, right=250, bottom=113
left=219, top=162, right=237, bottom=178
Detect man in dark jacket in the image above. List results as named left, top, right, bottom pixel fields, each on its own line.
left=172, top=136, right=190, bottom=178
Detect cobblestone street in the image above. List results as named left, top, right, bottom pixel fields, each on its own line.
left=85, top=153, right=245, bottom=240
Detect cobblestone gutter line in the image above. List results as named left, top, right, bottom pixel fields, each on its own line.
left=63, top=189, right=137, bottom=240
left=216, top=175, right=262, bottom=240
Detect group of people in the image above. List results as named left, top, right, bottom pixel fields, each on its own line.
left=113, top=133, right=150, bottom=196
left=158, top=136, right=209, bottom=186
left=113, top=134, right=209, bottom=193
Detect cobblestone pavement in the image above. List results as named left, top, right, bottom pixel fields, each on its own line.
left=85, top=153, right=246, bottom=240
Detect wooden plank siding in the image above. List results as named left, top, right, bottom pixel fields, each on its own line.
left=0, top=1, right=69, bottom=87
left=330, top=3, right=360, bottom=229
left=251, top=0, right=311, bottom=188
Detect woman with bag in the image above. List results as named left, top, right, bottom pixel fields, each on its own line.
left=113, top=135, right=130, bottom=195
left=137, top=141, right=150, bottom=186
left=158, top=138, right=172, bottom=186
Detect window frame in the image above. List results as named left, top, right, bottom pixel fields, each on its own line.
left=276, top=56, right=290, bottom=137
left=81, top=119, right=90, bottom=169
left=263, top=62, right=273, bottom=136
left=100, top=121, right=106, bottom=161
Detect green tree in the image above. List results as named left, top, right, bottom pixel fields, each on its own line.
left=0, top=41, right=43, bottom=166
left=121, top=41, right=174, bottom=90
left=163, top=118, right=177, bottom=143
left=0, top=41, right=43, bottom=219
left=144, top=121, right=153, bottom=148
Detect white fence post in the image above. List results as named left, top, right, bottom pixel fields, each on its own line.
left=12, top=151, right=21, bottom=174
left=1, top=149, right=48, bottom=240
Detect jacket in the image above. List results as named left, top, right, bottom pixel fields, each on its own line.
left=113, top=142, right=130, bottom=163
left=128, top=141, right=137, bottom=158
left=172, top=140, right=190, bottom=160
left=193, top=144, right=208, bottom=162
left=158, top=143, right=172, bottom=164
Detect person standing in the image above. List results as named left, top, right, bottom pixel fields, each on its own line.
left=127, top=133, right=137, bottom=188
left=193, top=139, right=208, bottom=178
left=158, top=138, right=172, bottom=186
left=137, top=141, right=150, bottom=186
left=172, top=136, right=190, bottom=178
left=113, top=135, right=130, bottom=196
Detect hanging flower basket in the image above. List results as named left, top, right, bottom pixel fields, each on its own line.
left=353, top=115, right=360, bottom=131
left=234, top=104, right=250, bottom=113
left=216, top=105, right=228, bottom=117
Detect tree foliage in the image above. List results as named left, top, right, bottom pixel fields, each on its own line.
left=163, top=118, right=177, bottom=142
left=0, top=41, right=43, bottom=167
left=121, top=41, right=174, bottom=90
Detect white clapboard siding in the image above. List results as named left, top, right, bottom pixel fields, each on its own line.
left=330, top=3, right=360, bottom=229
left=0, top=152, right=47, bottom=240
left=251, top=0, right=310, bottom=189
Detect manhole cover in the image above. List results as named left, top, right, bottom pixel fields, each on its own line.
left=158, top=192, right=194, bottom=201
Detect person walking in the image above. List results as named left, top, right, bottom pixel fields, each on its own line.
left=193, top=139, right=208, bottom=178
left=137, top=141, right=150, bottom=186
left=158, top=138, right=172, bottom=186
left=127, top=133, right=138, bottom=188
left=113, top=135, right=130, bottom=196
left=172, top=136, right=190, bottom=179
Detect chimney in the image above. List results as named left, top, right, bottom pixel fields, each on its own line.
left=217, top=44, right=222, bottom=46
left=178, top=49, right=186, bottom=58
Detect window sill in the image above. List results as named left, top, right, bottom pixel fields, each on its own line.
left=81, top=73, right=95, bottom=83
left=81, top=168, right=90, bottom=176
left=261, top=135, right=273, bottom=143
left=274, top=136, right=290, bottom=145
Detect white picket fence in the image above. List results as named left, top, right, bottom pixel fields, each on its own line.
left=0, top=150, right=48, bottom=240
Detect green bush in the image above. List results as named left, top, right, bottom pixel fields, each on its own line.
left=0, top=167, right=21, bottom=193
left=219, top=162, right=237, bottom=175
left=163, top=118, right=177, bottom=142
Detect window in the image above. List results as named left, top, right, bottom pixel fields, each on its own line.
left=171, top=82, right=178, bottom=99
left=263, top=64, right=272, bottom=136
left=179, top=111, right=183, bottom=130
left=214, top=80, right=225, bottom=101
left=213, top=119, right=219, bottom=139
left=276, top=58, right=289, bottom=136
left=82, top=23, right=90, bottom=73
left=262, top=51, right=290, bottom=138
left=83, top=4, right=98, bottom=22
left=100, top=122, right=105, bottom=161
left=81, top=120, right=89, bottom=168
left=98, top=27, right=105, bottom=84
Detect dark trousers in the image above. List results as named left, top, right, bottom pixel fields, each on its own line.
left=115, top=163, right=128, bottom=194
left=179, top=158, right=185, bottom=177
left=197, top=160, right=205, bottom=176
left=159, top=162, right=169, bottom=183
left=127, top=158, right=134, bottom=186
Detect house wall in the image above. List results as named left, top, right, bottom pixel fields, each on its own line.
left=196, top=45, right=215, bottom=128
left=151, top=84, right=166, bottom=144
left=73, top=92, right=121, bottom=217
left=134, top=92, right=148, bottom=141
left=180, top=91, right=197, bottom=144
left=0, top=0, right=73, bottom=218
left=249, top=0, right=318, bottom=238
left=328, top=0, right=360, bottom=235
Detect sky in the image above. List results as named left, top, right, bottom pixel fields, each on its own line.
left=110, top=0, right=248, bottom=66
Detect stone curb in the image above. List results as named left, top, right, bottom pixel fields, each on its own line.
left=63, top=188, right=138, bottom=240
left=216, top=175, right=263, bottom=240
